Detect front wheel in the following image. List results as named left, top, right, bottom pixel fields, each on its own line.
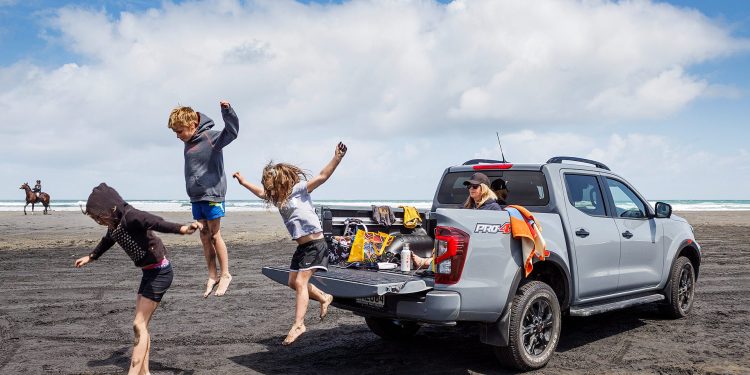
left=494, top=281, right=561, bottom=371
left=364, top=317, right=420, bottom=340
left=661, top=256, right=696, bottom=318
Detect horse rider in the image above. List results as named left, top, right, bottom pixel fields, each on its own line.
left=33, top=180, right=42, bottom=199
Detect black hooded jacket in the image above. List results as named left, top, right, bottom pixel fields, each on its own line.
left=86, top=183, right=183, bottom=267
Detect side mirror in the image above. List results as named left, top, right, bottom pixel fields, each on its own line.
left=655, top=202, right=672, bottom=218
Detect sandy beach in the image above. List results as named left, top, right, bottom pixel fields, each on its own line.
left=1, top=210, right=749, bottom=374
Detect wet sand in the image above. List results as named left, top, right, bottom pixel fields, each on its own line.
left=0, top=210, right=749, bottom=374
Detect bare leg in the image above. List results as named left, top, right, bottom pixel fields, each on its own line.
left=199, top=220, right=218, bottom=298
left=139, top=300, right=159, bottom=375
left=287, top=273, right=332, bottom=321
left=207, top=218, right=231, bottom=296
left=307, top=283, right=333, bottom=320
left=138, top=338, right=151, bottom=375
left=129, top=295, right=159, bottom=375
left=283, top=270, right=317, bottom=345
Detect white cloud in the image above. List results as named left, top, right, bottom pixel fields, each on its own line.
left=0, top=0, right=747, bottom=199
left=474, top=130, right=750, bottom=200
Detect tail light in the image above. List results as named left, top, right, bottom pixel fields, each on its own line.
left=433, top=226, right=470, bottom=285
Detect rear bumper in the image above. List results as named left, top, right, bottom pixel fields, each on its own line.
left=337, top=290, right=461, bottom=322
left=397, top=290, right=461, bottom=322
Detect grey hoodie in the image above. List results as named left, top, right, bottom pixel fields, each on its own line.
left=184, top=106, right=239, bottom=202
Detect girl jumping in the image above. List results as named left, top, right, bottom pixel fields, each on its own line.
left=233, top=142, right=347, bottom=345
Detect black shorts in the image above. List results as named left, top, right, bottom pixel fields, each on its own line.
left=290, top=239, right=329, bottom=272
left=138, top=263, right=173, bottom=302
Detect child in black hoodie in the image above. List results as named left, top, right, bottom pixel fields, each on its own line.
left=74, top=183, right=202, bottom=375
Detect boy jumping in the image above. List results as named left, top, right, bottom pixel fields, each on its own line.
left=168, top=100, right=239, bottom=297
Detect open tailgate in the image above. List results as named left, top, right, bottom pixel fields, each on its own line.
left=262, top=265, right=432, bottom=298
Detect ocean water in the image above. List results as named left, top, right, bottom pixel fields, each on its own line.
left=1, top=199, right=748, bottom=212
left=0, top=199, right=434, bottom=212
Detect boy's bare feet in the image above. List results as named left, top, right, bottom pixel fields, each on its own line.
left=320, top=293, right=333, bottom=321
left=282, top=323, right=306, bottom=346
left=214, top=274, right=232, bottom=296
left=203, top=278, right=218, bottom=298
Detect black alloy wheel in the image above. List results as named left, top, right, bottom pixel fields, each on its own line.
left=522, top=298, right=554, bottom=356
left=661, top=256, right=696, bottom=318
left=494, top=281, right=561, bottom=371
left=677, top=262, right=695, bottom=312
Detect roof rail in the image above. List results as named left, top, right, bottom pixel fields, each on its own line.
left=463, top=159, right=505, bottom=165
left=546, top=156, right=610, bottom=171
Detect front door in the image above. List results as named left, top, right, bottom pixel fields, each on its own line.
left=562, top=172, right=621, bottom=300
left=604, top=177, right=663, bottom=291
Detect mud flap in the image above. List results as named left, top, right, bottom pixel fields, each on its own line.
left=262, top=265, right=431, bottom=298
left=480, top=306, right=511, bottom=347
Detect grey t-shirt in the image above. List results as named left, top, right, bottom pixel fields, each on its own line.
left=279, top=181, right=323, bottom=240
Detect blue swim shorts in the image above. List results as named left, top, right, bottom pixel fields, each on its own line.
left=191, top=201, right=225, bottom=221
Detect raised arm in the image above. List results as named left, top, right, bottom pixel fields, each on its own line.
left=233, top=171, right=267, bottom=199
left=307, top=142, right=347, bottom=194
left=213, top=100, right=239, bottom=149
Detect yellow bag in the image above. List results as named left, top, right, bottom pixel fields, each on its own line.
left=400, top=206, right=422, bottom=229
left=348, top=229, right=366, bottom=262
left=347, top=229, right=394, bottom=263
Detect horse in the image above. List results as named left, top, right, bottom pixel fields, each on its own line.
left=20, top=182, right=51, bottom=215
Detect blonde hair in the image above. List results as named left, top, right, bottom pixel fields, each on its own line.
left=261, top=162, right=310, bottom=208
left=464, top=183, right=498, bottom=209
left=168, top=106, right=198, bottom=131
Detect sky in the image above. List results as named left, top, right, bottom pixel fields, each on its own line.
left=1, top=0, right=748, bottom=201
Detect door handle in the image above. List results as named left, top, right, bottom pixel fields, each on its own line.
left=575, top=229, right=590, bottom=238
left=622, top=231, right=633, bottom=239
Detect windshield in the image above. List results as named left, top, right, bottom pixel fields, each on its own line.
left=436, top=170, right=550, bottom=206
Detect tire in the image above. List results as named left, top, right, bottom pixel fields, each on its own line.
left=494, top=281, right=561, bottom=371
left=661, top=256, right=696, bottom=318
left=364, top=317, right=420, bottom=340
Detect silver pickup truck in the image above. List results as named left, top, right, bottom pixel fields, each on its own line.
left=262, top=156, right=701, bottom=371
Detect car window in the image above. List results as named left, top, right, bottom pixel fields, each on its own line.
left=606, top=178, right=647, bottom=219
left=436, top=171, right=549, bottom=206
left=564, top=174, right=605, bottom=216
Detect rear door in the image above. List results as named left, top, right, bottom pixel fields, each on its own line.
left=262, top=265, right=432, bottom=298
left=561, top=172, right=621, bottom=299
left=603, top=177, right=663, bottom=291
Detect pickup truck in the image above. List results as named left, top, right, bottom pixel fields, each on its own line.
left=262, top=156, right=701, bottom=371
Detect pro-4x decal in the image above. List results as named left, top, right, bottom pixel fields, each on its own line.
left=474, top=222, right=511, bottom=234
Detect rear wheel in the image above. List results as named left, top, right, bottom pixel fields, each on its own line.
left=364, top=317, right=420, bottom=340
left=661, top=256, right=695, bottom=318
left=494, top=281, right=561, bottom=371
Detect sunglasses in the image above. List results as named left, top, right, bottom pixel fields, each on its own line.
left=467, top=184, right=481, bottom=190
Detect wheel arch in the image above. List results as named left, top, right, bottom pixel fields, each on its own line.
left=670, top=241, right=701, bottom=280
left=522, top=253, right=571, bottom=311
left=663, top=241, right=701, bottom=305
left=480, top=254, right=571, bottom=347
